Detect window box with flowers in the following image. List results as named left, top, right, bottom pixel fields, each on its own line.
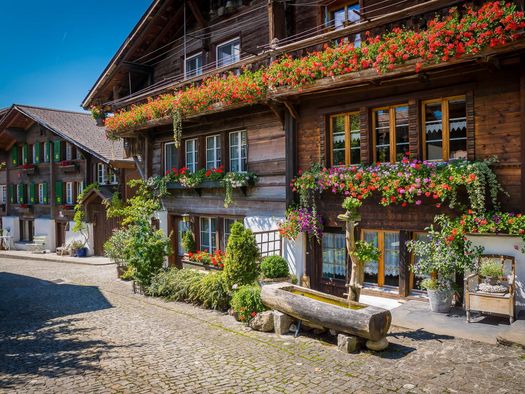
left=57, top=160, right=79, bottom=173
left=182, top=250, right=225, bottom=271
left=18, top=163, right=36, bottom=176
left=17, top=204, right=32, bottom=214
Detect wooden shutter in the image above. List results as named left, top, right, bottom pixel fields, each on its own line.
left=54, top=141, right=62, bottom=162
left=11, top=147, right=18, bottom=166
left=17, top=184, right=24, bottom=204
left=43, top=182, right=48, bottom=204
left=8, top=185, right=15, bottom=204
left=29, top=183, right=36, bottom=205
left=34, top=143, right=41, bottom=164
left=55, top=181, right=63, bottom=205
left=44, top=141, right=51, bottom=162
left=22, top=144, right=29, bottom=164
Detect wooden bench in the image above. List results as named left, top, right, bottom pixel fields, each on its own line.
left=465, top=255, right=515, bottom=324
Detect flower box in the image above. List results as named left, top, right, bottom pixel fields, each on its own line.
left=57, top=161, right=79, bottom=172
left=16, top=204, right=32, bottom=214
left=182, top=258, right=222, bottom=272
left=167, top=180, right=222, bottom=196
left=18, top=164, right=36, bottom=175
left=61, top=204, right=76, bottom=211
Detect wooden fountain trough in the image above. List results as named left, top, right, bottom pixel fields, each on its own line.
left=261, top=283, right=391, bottom=350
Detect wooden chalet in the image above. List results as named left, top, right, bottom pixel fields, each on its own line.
left=83, top=0, right=525, bottom=301
left=0, top=105, right=136, bottom=255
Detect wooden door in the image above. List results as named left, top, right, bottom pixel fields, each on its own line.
left=56, top=222, right=66, bottom=248
left=168, top=215, right=187, bottom=268
left=313, top=231, right=349, bottom=298
left=93, top=209, right=120, bottom=256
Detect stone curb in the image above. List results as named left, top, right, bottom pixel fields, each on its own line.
left=0, top=252, right=115, bottom=267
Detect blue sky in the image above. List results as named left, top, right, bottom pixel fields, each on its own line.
left=0, top=1, right=150, bottom=112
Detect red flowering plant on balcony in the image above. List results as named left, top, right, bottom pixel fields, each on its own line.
left=18, top=163, right=35, bottom=170
left=165, top=165, right=225, bottom=187
left=58, top=160, right=75, bottom=167
left=105, top=2, right=525, bottom=135
left=187, top=249, right=225, bottom=269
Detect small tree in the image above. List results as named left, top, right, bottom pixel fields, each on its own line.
left=223, top=222, right=260, bottom=289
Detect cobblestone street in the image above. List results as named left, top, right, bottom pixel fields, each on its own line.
left=1, top=257, right=524, bottom=393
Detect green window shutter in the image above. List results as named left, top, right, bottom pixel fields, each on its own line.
left=8, top=185, right=14, bottom=204
left=22, top=144, right=29, bottom=164
left=44, top=141, right=51, bottom=162
left=29, top=183, right=36, bottom=205
left=43, top=182, right=48, bottom=204
left=34, top=143, right=41, bottom=164
left=53, top=140, right=62, bottom=162
left=55, top=181, right=63, bottom=205
left=11, top=147, right=18, bottom=166
left=17, top=184, right=23, bottom=204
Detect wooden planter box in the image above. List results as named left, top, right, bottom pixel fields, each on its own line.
left=16, top=205, right=32, bottom=214
left=19, top=167, right=36, bottom=176
left=182, top=258, right=222, bottom=271
left=166, top=180, right=250, bottom=197
left=58, top=162, right=79, bottom=173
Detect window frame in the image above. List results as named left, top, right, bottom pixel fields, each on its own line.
left=108, top=167, right=118, bottom=185
left=206, top=134, right=222, bottom=170
left=199, top=217, right=218, bottom=253
left=0, top=185, right=6, bottom=204
left=164, top=141, right=177, bottom=174
left=65, top=142, right=73, bottom=161
left=38, top=183, right=45, bottom=204
left=97, top=163, right=106, bottom=184
left=361, top=229, right=401, bottom=288
left=328, top=1, right=360, bottom=29
left=185, top=138, right=198, bottom=173
left=184, top=52, right=203, bottom=79
left=77, top=182, right=84, bottom=198
left=329, top=111, right=361, bottom=166
left=421, top=95, right=467, bottom=161
left=65, top=182, right=74, bottom=205
left=229, top=130, right=247, bottom=172
left=216, top=37, right=241, bottom=68
left=372, top=104, right=409, bottom=163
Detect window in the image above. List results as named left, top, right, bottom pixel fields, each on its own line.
left=108, top=167, right=118, bottom=185
left=32, top=144, right=38, bottom=164
left=0, top=185, right=6, bottom=204
left=65, top=142, right=73, bottom=161
left=97, top=163, right=106, bottom=184
left=177, top=221, right=190, bottom=256
left=373, top=105, right=409, bottom=163
left=330, top=112, right=360, bottom=166
left=206, top=135, right=221, bottom=169
left=322, top=232, right=347, bottom=281
left=229, top=131, right=247, bottom=172
left=217, top=38, right=240, bottom=68
left=77, top=182, right=84, bottom=199
left=164, top=142, right=178, bottom=173
left=422, top=96, right=467, bottom=161
left=76, top=147, right=82, bottom=160
left=38, top=184, right=45, bottom=204
left=362, top=230, right=400, bottom=287
left=200, top=217, right=217, bottom=253
left=19, top=219, right=34, bottom=242
left=66, top=182, right=74, bottom=204
left=185, top=52, right=202, bottom=78
left=185, top=139, right=198, bottom=173
left=329, top=2, right=360, bottom=29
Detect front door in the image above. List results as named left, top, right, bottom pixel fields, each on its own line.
left=93, top=208, right=120, bottom=256
left=316, top=231, right=349, bottom=297
left=168, top=215, right=189, bottom=268
left=56, top=222, right=66, bottom=248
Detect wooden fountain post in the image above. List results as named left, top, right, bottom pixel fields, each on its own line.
left=337, top=210, right=363, bottom=303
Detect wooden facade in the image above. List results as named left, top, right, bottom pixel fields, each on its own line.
left=0, top=105, right=135, bottom=254
left=83, top=0, right=525, bottom=297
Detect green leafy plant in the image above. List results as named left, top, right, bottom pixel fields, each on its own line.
left=172, top=109, right=182, bottom=148
left=342, top=196, right=362, bottom=213
left=420, top=278, right=439, bottom=291
left=193, top=272, right=230, bottom=310
left=406, top=215, right=484, bottom=290
left=223, top=222, right=260, bottom=289
left=104, top=228, right=130, bottom=266
left=120, top=266, right=135, bottom=281
left=72, top=183, right=99, bottom=248
left=349, top=240, right=381, bottom=264
left=182, top=230, right=196, bottom=254
left=260, top=256, right=290, bottom=279
left=479, top=259, right=503, bottom=279
left=221, top=172, right=257, bottom=207
left=230, top=285, right=266, bottom=323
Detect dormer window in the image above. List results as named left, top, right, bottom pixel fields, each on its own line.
left=185, top=52, right=203, bottom=79
left=217, top=38, right=240, bottom=68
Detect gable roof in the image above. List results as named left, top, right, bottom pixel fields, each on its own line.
left=0, top=104, right=130, bottom=164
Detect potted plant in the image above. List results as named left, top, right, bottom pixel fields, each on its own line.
left=69, top=239, right=86, bottom=257
left=407, top=215, right=483, bottom=313
left=479, top=259, right=504, bottom=286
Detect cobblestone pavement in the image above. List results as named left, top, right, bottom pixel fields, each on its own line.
left=1, top=258, right=524, bottom=394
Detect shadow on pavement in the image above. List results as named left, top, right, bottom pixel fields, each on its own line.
left=0, top=272, right=116, bottom=388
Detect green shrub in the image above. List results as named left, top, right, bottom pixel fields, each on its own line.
left=260, top=256, right=290, bottom=279
left=120, top=266, right=135, bottom=281
left=193, top=272, right=230, bottom=310
left=230, top=285, right=266, bottom=323
left=420, top=278, right=439, bottom=290
left=479, top=259, right=503, bottom=278
left=223, top=222, right=260, bottom=289
left=182, top=230, right=196, bottom=254
left=148, top=269, right=180, bottom=297
left=104, top=228, right=130, bottom=265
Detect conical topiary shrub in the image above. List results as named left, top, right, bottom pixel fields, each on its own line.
left=223, top=222, right=260, bottom=289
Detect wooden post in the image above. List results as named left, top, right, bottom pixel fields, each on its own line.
left=520, top=55, right=525, bottom=212
left=338, top=211, right=363, bottom=302
left=284, top=110, right=296, bottom=206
